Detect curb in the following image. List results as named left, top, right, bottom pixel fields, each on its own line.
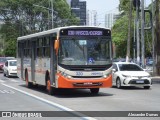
left=151, top=77, right=160, bottom=84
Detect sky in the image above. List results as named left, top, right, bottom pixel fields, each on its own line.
left=85, top=0, right=152, bottom=27
left=86, top=0, right=119, bottom=26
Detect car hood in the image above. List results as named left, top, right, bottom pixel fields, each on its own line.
left=9, top=66, right=17, bottom=69
left=119, top=71, right=150, bottom=77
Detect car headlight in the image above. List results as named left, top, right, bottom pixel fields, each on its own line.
left=122, top=74, right=131, bottom=78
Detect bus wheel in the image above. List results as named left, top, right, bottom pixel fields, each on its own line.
left=90, top=88, right=99, bottom=94
left=46, top=79, right=55, bottom=95
left=25, top=71, right=32, bottom=88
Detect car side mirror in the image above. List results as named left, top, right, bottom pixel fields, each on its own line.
left=112, top=69, right=116, bottom=73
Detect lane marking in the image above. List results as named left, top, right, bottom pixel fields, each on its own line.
left=1, top=83, right=96, bottom=120
left=0, top=89, right=15, bottom=94
left=10, top=79, right=19, bottom=83
left=0, top=79, right=5, bottom=83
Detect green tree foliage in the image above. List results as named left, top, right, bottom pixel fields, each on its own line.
left=112, top=0, right=153, bottom=58
left=119, top=0, right=130, bottom=12
left=112, top=15, right=128, bottom=57
left=0, top=0, right=79, bottom=57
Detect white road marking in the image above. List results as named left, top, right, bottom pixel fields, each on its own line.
left=10, top=79, right=19, bottom=82
left=1, top=83, right=96, bottom=120
left=0, top=79, right=5, bottom=83
left=0, top=89, right=15, bottom=94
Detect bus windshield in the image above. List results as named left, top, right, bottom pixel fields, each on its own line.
left=59, top=37, right=111, bottom=66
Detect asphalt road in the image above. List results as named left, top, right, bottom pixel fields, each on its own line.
left=0, top=73, right=160, bottom=120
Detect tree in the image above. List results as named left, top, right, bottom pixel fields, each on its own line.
left=126, top=0, right=132, bottom=62
left=112, top=15, right=129, bottom=58
left=0, top=0, right=79, bottom=56
left=155, top=0, right=160, bottom=75
left=112, top=0, right=154, bottom=59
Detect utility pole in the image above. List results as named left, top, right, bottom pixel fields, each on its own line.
left=134, top=18, right=136, bottom=63
left=151, top=0, right=155, bottom=75
left=126, top=0, right=132, bottom=62
left=51, top=0, right=54, bottom=28
left=141, top=0, right=145, bottom=68
left=136, top=0, right=140, bottom=65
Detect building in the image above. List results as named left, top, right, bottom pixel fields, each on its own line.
left=70, top=0, right=86, bottom=25
left=86, top=10, right=97, bottom=26
left=105, top=13, right=120, bottom=29
left=104, top=7, right=120, bottom=29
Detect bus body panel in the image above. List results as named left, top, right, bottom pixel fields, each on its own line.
left=34, top=58, right=51, bottom=86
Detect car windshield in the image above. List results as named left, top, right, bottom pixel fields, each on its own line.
left=118, top=64, right=143, bottom=71
left=58, top=37, right=111, bottom=66
left=9, top=61, right=17, bottom=66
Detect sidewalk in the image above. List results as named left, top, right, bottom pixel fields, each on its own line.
left=151, top=76, right=160, bottom=84
left=151, top=76, right=160, bottom=79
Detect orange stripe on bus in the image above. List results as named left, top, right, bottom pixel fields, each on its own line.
left=57, top=73, right=112, bottom=88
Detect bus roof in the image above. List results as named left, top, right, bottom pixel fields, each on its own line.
left=17, top=26, right=111, bottom=41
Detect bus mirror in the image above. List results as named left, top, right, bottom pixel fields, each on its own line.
left=54, top=40, right=59, bottom=55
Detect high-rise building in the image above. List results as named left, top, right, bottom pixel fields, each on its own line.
left=105, top=13, right=120, bottom=29
left=86, top=10, right=97, bottom=26
left=70, top=0, right=86, bottom=25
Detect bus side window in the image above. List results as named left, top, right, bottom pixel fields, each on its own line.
left=43, top=37, right=50, bottom=57
left=37, top=38, right=43, bottom=57
left=18, top=42, right=21, bottom=58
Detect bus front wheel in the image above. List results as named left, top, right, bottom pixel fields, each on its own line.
left=46, top=79, right=55, bottom=95
left=90, top=88, right=99, bottom=94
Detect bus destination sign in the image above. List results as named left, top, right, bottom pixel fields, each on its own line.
left=68, top=30, right=103, bottom=36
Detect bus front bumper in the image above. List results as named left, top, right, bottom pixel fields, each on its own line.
left=56, top=73, right=112, bottom=88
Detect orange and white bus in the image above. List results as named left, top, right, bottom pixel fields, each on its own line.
left=17, top=26, right=112, bottom=95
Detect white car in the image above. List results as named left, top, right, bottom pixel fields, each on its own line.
left=112, top=62, right=152, bottom=89
left=3, top=60, right=17, bottom=77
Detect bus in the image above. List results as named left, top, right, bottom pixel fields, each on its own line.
left=17, top=26, right=112, bottom=95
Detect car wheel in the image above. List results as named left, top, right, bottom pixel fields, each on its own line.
left=90, top=88, right=99, bottom=94
left=116, top=78, right=121, bottom=89
left=4, top=72, right=6, bottom=77
left=7, top=71, right=10, bottom=78
left=144, top=86, right=150, bottom=89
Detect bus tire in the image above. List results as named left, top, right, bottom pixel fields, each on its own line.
left=25, top=70, right=32, bottom=88
left=46, top=76, right=55, bottom=95
left=90, top=88, right=99, bottom=94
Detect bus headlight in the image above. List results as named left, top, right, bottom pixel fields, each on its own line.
left=104, top=70, right=112, bottom=78
left=103, top=75, right=107, bottom=78
left=67, top=75, right=72, bottom=79
left=61, top=72, right=72, bottom=79
left=61, top=72, right=67, bottom=77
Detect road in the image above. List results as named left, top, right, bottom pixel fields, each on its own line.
left=0, top=73, right=160, bottom=120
